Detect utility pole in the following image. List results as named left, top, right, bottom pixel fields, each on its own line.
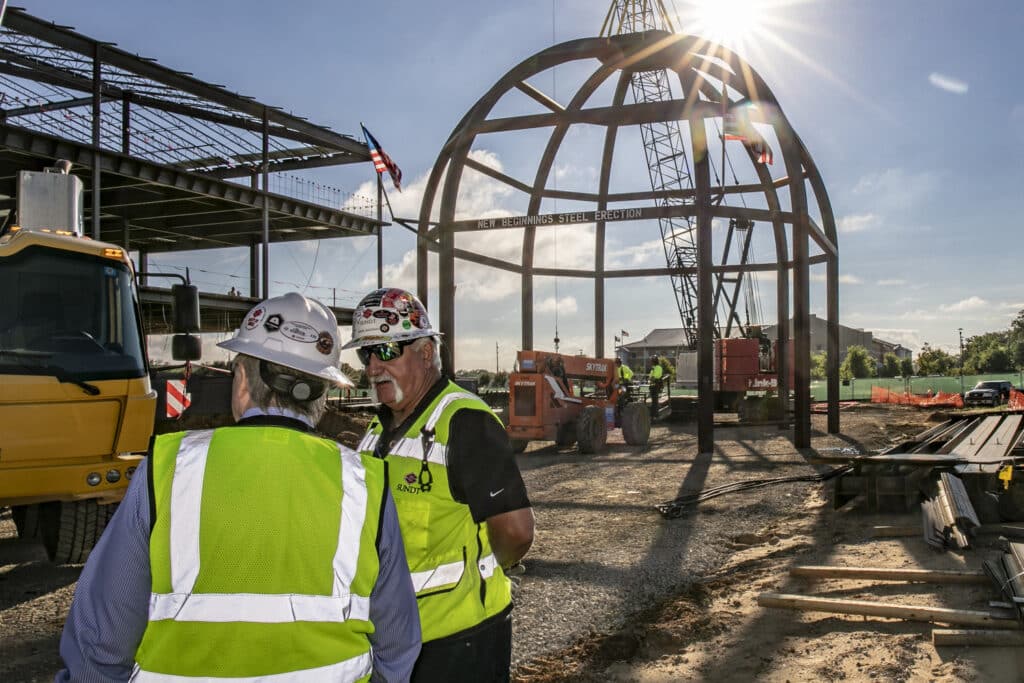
left=495, top=341, right=499, bottom=375
left=958, top=327, right=965, bottom=394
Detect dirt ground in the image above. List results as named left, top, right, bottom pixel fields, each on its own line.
left=2, top=403, right=1023, bottom=682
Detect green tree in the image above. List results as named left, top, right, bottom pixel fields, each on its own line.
left=978, top=346, right=1012, bottom=373
left=840, top=345, right=876, bottom=381
left=916, top=343, right=955, bottom=376
left=477, top=370, right=492, bottom=387
left=879, top=353, right=901, bottom=378
left=494, top=370, right=509, bottom=387
left=810, top=352, right=827, bottom=380
left=341, top=362, right=367, bottom=389
left=899, top=357, right=914, bottom=378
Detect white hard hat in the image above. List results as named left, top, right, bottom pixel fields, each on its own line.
left=218, top=292, right=353, bottom=387
left=342, top=287, right=439, bottom=349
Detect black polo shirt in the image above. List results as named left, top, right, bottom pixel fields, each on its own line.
left=375, top=377, right=531, bottom=523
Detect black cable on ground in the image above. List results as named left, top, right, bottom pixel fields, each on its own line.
left=655, top=465, right=854, bottom=519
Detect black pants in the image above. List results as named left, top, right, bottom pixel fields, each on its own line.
left=411, top=611, right=512, bottom=683
left=649, top=383, right=661, bottom=418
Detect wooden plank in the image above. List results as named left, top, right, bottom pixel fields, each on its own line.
left=757, top=593, right=1021, bottom=629
left=977, top=524, right=1024, bottom=537
left=950, top=416, right=1002, bottom=458
left=973, top=415, right=1024, bottom=463
left=790, top=566, right=989, bottom=584
left=871, top=525, right=919, bottom=538
left=938, top=418, right=984, bottom=455
left=933, top=629, right=1024, bottom=647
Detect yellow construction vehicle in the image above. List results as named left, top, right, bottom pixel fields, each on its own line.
left=0, top=164, right=199, bottom=563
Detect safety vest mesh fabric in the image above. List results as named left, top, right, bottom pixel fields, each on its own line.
left=134, top=427, right=384, bottom=681
left=618, top=365, right=633, bottom=381
left=357, top=381, right=512, bottom=643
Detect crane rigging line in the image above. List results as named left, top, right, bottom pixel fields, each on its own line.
left=551, top=0, right=560, bottom=352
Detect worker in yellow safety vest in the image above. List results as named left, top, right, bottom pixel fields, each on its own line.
left=345, top=287, right=535, bottom=683
left=57, top=292, right=421, bottom=682
left=616, top=357, right=634, bottom=383
left=649, top=355, right=665, bottom=419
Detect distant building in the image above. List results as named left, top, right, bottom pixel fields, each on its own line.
left=761, top=314, right=875, bottom=362
left=618, top=328, right=688, bottom=371
left=621, top=315, right=911, bottom=369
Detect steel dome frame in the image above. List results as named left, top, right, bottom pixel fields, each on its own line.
left=417, top=31, right=840, bottom=451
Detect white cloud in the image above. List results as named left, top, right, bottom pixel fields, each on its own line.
left=836, top=213, right=877, bottom=233
left=928, top=72, right=968, bottom=95
left=535, top=295, right=578, bottom=314
left=870, top=328, right=922, bottom=350
left=876, top=279, right=906, bottom=286
left=344, top=148, right=514, bottom=223
left=940, top=296, right=988, bottom=313
left=850, top=168, right=939, bottom=215
left=606, top=238, right=664, bottom=268
left=811, top=272, right=861, bottom=284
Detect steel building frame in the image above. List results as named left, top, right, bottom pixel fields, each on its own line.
left=0, top=8, right=383, bottom=304
left=417, top=32, right=840, bottom=451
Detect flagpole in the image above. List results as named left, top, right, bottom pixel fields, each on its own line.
left=376, top=173, right=383, bottom=289
left=379, top=179, right=397, bottom=223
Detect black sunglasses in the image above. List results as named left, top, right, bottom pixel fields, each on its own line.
left=357, top=339, right=416, bottom=365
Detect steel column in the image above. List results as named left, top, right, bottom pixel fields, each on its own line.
left=261, top=108, right=269, bottom=299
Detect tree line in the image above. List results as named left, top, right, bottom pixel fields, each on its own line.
left=811, top=309, right=1024, bottom=381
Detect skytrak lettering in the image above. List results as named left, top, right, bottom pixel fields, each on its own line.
left=475, top=207, right=643, bottom=230
left=585, top=362, right=608, bottom=372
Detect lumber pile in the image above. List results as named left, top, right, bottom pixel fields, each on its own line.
left=984, top=541, right=1024, bottom=622
left=921, top=472, right=980, bottom=550
left=758, top=562, right=1024, bottom=648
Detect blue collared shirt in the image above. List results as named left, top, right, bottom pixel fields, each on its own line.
left=55, top=408, right=421, bottom=682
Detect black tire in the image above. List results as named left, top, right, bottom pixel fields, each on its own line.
left=40, top=500, right=118, bottom=565
left=11, top=504, right=41, bottom=539
left=510, top=439, right=529, bottom=454
left=555, top=421, right=577, bottom=447
left=621, top=403, right=651, bottom=446
left=576, top=406, right=608, bottom=454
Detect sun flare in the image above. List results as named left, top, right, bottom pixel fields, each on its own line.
left=679, top=0, right=766, bottom=49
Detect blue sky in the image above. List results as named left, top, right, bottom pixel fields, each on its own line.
left=23, top=0, right=1024, bottom=371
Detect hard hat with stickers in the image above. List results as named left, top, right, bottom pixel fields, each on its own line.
left=342, top=287, right=439, bottom=349
left=218, top=291, right=352, bottom=387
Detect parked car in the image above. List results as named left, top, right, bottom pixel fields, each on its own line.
left=963, top=380, right=1013, bottom=407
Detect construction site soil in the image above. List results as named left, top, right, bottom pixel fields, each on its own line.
left=3, top=403, right=1023, bottom=682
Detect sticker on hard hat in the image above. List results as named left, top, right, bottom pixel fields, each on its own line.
left=280, top=321, right=319, bottom=343
left=380, top=324, right=390, bottom=333
left=245, top=307, right=265, bottom=330
left=263, top=313, right=283, bottom=332
left=316, top=331, right=334, bottom=355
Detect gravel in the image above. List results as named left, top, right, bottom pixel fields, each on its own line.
left=508, top=419, right=823, bottom=669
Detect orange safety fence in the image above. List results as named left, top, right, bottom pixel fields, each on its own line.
left=1010, top=389, right=1024, bottom=410
left=870, top=385, right=964, bottom=409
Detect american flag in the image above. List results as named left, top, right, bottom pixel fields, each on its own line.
left=361, top=124, right=403, bottom=191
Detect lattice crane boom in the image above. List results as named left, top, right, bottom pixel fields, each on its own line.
left=602, top=0, right=756, bottom=348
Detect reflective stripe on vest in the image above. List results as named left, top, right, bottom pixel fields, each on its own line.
left=150, top=430, right=370, bottom=624
left=357, top=390, right=478, bottom=466
left=130, top=654, right=371, bottom=683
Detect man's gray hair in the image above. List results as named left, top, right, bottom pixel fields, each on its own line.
left=235, top=354, right=327, bottom=423
left=411, top=335, right=442, bottom=372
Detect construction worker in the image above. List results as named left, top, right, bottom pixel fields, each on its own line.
left=345, top=287, right=534, bottom=683
left=56, top=292, right=421, bottom=682
left=649, top=355, right=665, bottom=419
left=615, top=357, right=634, bottom=416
